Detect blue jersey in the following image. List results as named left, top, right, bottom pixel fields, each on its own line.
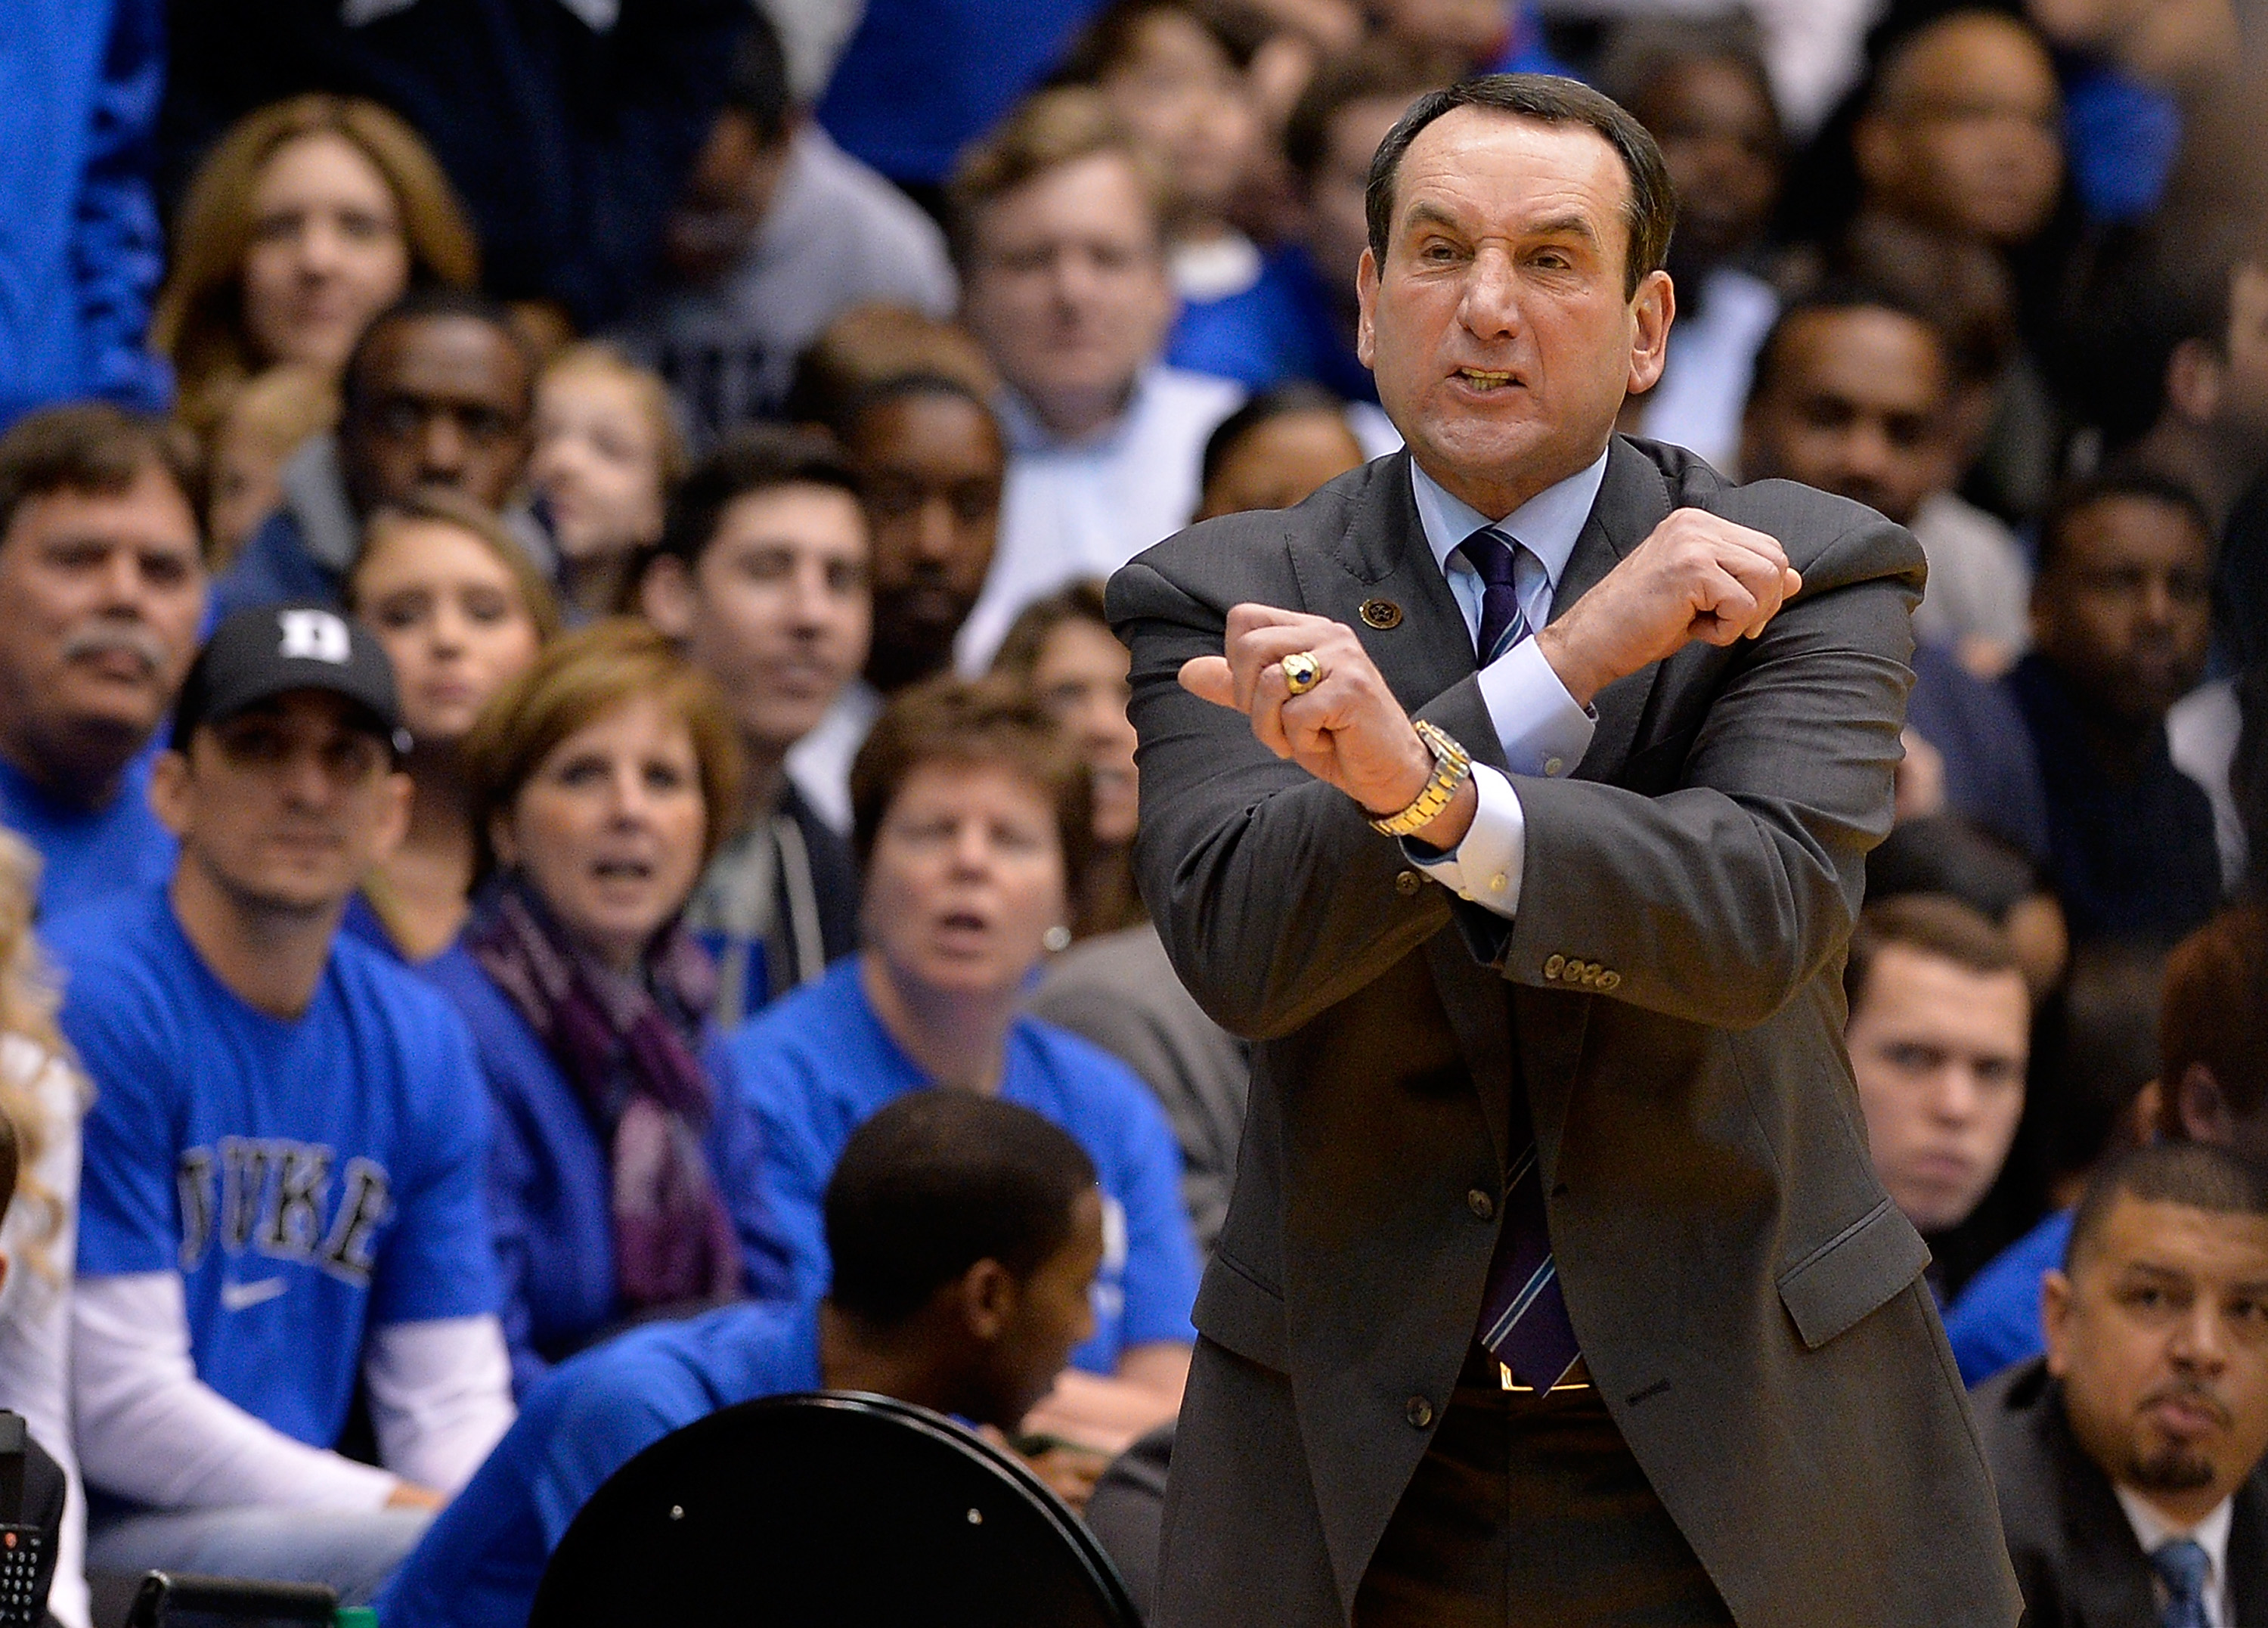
left=379, top=1299, right=823, bottom=1628
left=727, top=958, right=1199, bottom=1372
left=53, top=886, right=500, bottom=1451
left=0, top=749, right=174, bottom=919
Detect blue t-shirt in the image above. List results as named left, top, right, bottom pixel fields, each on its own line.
left=728, top=958, right=1199, bottom=1372
left=378, top=1298, right=823, bottom=1628
left=1944, top=1208, right=2072, bottom=1388
left=52, top=885, right=500, bottom=1451
left=0, top=750, right=174, bottom=919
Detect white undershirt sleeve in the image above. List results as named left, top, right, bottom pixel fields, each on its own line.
left=72, top=1273, right=400, bottom=1512
left=364, top=1315, right=515, bottom=1493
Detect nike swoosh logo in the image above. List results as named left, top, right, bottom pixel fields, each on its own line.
left=219, top=1277, right=288, bottom=1312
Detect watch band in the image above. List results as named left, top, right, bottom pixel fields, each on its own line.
left=1368, top=721, right=1473, bottom=837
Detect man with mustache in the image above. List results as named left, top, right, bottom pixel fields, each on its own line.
left=0, top=405, right=207, bottom=916
left=1975, top=1140, right=2268, bottom=1627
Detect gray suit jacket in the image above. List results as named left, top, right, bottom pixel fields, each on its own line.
left=1976, top=1357, right=2268, bottom=1626
left=1107, top=439, right=2021, bottom=1627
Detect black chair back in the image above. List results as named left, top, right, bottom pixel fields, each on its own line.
left=531, top=1390, right=1140, bottom=1626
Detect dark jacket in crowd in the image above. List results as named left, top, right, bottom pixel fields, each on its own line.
left=2006, top=652, right=2223, bottom=944
left=1975, top=1357, right=2268, bottom=1626
left=159, top=0, right=743, bottom=330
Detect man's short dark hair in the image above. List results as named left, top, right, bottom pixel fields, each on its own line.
left=1593, top=14, right=1780, bottom=142
left=1844, top=893, right=2020, bottom=1016
left=824, top=1090, right=1098, bottom=1326
left=2062, top=217, right=2263, bottom=450
left=2034, top=466, right=2214, bottom=578
left=652, top=423, right=863, bottom=572
left=2065, top=1141, right=2268, bottom=1274
left=342, top=287, right=536, bottom=416
left=722, top=11, right=793, bottom=147
left=1744, top=279, right=1947, bottom=415
left=2161, top=904, right=2268, bottom=1126
left=1199, top=381, right=1349, bottom=492
left=0, top=404, right=201, bottom=547
left=1365, top=73, right=1676, bottom=299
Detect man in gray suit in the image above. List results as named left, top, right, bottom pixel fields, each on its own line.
left=1107, top=75, right=2019, bottom=1626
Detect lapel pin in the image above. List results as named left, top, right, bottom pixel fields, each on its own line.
left=1360, top=598, right=1403, bottom=629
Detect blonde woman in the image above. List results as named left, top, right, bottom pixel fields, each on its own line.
left=152, top=95, right=479, bottom=406
left=528, top=345, right=686, bottom=622
left=0, top=831, right=91, bottom=1627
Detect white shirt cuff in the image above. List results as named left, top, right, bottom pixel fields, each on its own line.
left=1404, top=763, right=1527, bottom=919
left=1477, top=634, right=1595, bottom=778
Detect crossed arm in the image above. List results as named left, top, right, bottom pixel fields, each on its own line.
left=1118, top=505, right=1914, bottom=1036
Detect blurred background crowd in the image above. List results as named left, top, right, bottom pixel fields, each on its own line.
left=1, top=0, right=2267, bottom=1622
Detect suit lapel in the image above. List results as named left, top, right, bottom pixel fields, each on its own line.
left=2228, top=1477, right=2268, bottom=1620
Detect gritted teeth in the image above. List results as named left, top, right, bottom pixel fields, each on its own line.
left=1458, top=367, right=1515, bottom=388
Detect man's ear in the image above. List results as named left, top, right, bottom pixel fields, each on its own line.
left=1355, top=247, right=1380, bottom=371
left=2040, top=1267, right=2073, bottom=1377
left=955, top=1257, right=1018, bottom=1344
left=640, top=554, right=699, bottom=640
left=2165, top=337, right=2225, bottom=428
left=1851, top=112, right=1900, bottom=197
left=372, top=767, right=414, bottom=864
left=1626, top=268, right=1675, bottom=396
left=2177, top=1062, right=2239, bottom=1146
left=147, top=747, right=194, bottom=839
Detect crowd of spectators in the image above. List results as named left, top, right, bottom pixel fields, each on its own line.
left=0, top=0, right=2266, bottom=1620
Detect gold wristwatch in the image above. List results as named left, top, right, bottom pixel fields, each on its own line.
left=1368, top=720, right=1473, bottom=837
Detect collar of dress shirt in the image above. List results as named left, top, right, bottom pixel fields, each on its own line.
left=993, top=364, right=1160, bottom=456
left=1409, top=448, right=1611, bottom=595
left=2117, top=1483, right=2233, bottom=1614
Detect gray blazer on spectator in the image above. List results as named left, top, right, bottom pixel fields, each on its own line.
left=1108, top=439, right=2020, bottom=1627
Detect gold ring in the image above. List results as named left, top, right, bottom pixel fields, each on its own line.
left=1280, top=650, right=1324, bottom=696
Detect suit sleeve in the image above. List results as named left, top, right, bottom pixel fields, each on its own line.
left=1113, top=557, right=1481, bottom=1040
left=1464, top=514, right=1915, bottom=1027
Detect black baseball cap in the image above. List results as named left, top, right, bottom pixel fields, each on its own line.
left=172, top=603, right=410, bottom=755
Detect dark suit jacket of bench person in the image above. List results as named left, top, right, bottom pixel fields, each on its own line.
left=1106, top=72, right=2019, bottom=1627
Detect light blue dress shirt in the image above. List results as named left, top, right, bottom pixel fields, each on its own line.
left=1401, top=453, right=1607, bottom=919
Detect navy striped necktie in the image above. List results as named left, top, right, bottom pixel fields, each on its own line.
left=2154, top=1539, right=2211, bottom=1628
left=1455, top=526, right=1582, bottom=1388
left=1458, top=526, right=1532, bottom=664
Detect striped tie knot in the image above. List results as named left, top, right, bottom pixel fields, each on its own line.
left=1458, top=526, right=1532, bottom=665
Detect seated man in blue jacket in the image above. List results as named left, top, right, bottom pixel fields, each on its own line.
left=377, top=1090, right=1105, bottom=1628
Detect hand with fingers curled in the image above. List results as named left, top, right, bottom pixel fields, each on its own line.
left=1533, top=507, right=1802, bottom=708
left=1179, top=603, right=1478, bottom=848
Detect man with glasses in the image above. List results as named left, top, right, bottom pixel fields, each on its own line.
left=51, top=605, right=513, bottom=1605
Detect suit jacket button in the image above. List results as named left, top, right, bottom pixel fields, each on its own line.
left=1361, top=598, right=1403, bottom=629
left=1542, top=954, right=1565, bottom=979
left=1598, top=970, right=1622, bottom=991
left=1467, top=1188, right=1495, bottom=1220
left=1395, top=870, right=1423, bottom=897
left=1405, top=1396, right=1434, bottom=1429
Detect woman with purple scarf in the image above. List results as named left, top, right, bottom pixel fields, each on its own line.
left=422, top=619, right=795, bottom=1395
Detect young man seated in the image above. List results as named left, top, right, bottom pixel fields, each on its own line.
left=1975, top=1142, right=2268, bottom=1625
left=52, top=605, right=514, bottom=1604
left=376, top=1090, right=1104, bottom=1628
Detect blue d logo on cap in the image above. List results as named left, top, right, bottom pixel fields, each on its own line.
left=277, top=609, right=352, bottom=665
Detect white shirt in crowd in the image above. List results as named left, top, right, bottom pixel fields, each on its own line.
left=0, top=1038, right=88, bottom=1628
left=1909, top=489, right=2033, bottom=663
left=2118, top=1484, right=2235, bottom=1628
left=1632, top=265, right=1778, bottom=476
left=955, top=364, right=1244, bottom=670
left=73, top=1284, right=515, bottom=1515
